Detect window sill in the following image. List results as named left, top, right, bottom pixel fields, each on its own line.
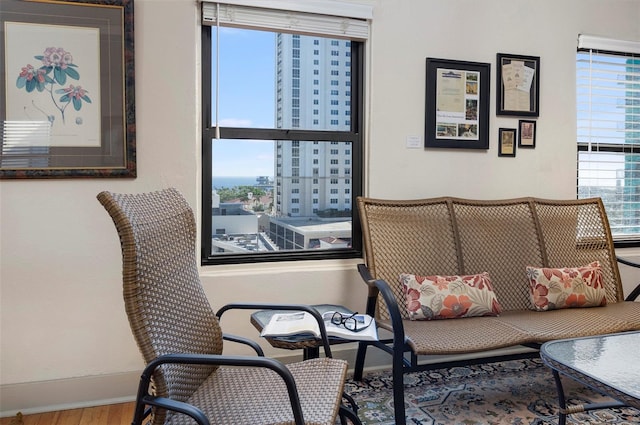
left=199, top=257, right=363, bottom=278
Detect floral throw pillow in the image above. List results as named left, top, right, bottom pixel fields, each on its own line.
left=399, top=272, right=503, bottom=321
left=525, top=261, right=606, bottom=311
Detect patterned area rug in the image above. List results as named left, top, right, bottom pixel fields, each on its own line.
left=345, top=358, right=640, bottom=424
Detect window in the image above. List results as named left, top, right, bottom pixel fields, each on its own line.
left=201, top=1, right=370, bottom=264
left=577, top=35, right=640, bottom=242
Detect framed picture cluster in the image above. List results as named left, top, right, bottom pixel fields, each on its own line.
left=495, top=53, right=539, bottom=158
left=498, top=120, right=537, bottom=158
left=425, top=53, right=539, bottom=157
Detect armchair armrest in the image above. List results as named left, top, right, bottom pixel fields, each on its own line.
left=216, top=303, right=333, bottom=358
left=626, top=284, right=640, bottom=301
left=140, top=396, right=210, bottom=425
left=138, top=353, right=305, bottom=425
left=222, top=333, right=264, bottom=356
left=616, top=256, right=640, bottom=301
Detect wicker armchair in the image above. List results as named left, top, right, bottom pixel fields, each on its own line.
left=97, top=188, right=361, bottom=425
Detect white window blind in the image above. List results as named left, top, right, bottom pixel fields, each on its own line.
left=201, top=1, right=371, bottom=40
left=577, top=35, right=640, bottom=239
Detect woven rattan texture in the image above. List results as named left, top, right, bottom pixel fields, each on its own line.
left=496, top=308, right=638, bottom=341
left=534, top=200, right=622, bottom=303
left=452, top=200, right=542, bottom=311
left=358, top=199, right=459, bottom=320
left=580, top=302, right=640, bottom=328
left=401, top=317, right=527, bottom=354
left=99, top=188, right=351, bottom=425
left=99, top=189, right=224, bottom=425
left=168, top=358, right=347, bottom=425
left=358, top=196, right=625, bottom=319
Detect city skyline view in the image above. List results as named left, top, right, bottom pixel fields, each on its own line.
left=207, top=25, right=359, bottom=255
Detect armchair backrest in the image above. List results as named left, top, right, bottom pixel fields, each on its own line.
left=98, top=188, right=223, bottom=424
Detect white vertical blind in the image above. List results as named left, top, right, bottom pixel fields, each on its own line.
left=577, top=35, right=640, bottom=238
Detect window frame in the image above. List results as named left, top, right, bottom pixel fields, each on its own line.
left=576, top=35, right=640, bottom=247
left=200, top=25, right=365, bottom=265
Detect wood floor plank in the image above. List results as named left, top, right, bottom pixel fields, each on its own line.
left=22, top=413, right=44, bottom=425
left=54, top=408, right=83, bottom=425
left=0, top=416, right=14, bottom=425
left=1, top=402, right=136, bottom=425
left=105, top=403, right=123, bottom=424
left=31, top=411, right=61, bottom=425
left=78, top=405, right=109, bottom=425
left=105, top=402, right=135, bottom=425
left=118, top=402, right=136, bottom=425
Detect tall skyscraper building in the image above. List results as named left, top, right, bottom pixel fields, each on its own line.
left=274, top=34, right=353, bottom=219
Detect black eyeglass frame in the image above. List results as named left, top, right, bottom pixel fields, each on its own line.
left=330, top=311, right=371, bottom=332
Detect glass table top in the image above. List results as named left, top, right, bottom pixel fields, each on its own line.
left=541, top=331, right=640, bottom=399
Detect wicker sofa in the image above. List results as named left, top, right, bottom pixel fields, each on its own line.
left=353, top=196, right=640, bottom=425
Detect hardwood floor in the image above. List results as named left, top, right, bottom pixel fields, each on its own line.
left=0, top=402, right=135, bottom=425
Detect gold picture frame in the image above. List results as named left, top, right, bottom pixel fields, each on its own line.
left=498, top=128, right=516, bottom=157
left=0, top=0, right=135, bottom=178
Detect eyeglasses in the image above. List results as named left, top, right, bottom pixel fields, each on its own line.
left=330, top=311, right=371, bottom=332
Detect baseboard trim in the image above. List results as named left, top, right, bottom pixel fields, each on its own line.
left=0, top=343, right=536, bottom=418
left=0, top=371, right=140, bottom=418
left=0, top=344, right=387, bottom=418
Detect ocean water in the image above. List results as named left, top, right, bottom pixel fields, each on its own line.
left=213, top=176, right=272, bottom=189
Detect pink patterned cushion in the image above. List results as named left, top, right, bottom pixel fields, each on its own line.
left=525, top=262, right=606, bottom=311
left=399, top=272, right=502, bottom=321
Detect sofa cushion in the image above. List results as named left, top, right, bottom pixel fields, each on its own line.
left=525, top=261, right=607, bottom=311
left=399, top=272, right=502, bottom=320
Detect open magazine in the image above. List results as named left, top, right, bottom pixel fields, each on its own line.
left=260, top=311, right=378, bottom=341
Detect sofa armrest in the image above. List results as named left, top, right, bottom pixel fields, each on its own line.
left=616, top=256, right=640, bottom=301
left=357, top=263, right=379, bottom=316
left=357, top=263, right=406, bottom=344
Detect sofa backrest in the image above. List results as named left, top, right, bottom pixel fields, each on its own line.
left=357, top=196, right=623, bottom=320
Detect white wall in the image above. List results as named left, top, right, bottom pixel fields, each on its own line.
left=1, top=0, right=639, bottom=416
left=366, top=1, right=640, bottom=200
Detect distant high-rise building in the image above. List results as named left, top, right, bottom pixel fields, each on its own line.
left=274, top=34, right=352, bottom=218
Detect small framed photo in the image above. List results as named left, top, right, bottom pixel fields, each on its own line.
left=498, top=128, right=517, bottom=157
left=496, top=53, right=540, bottom=117
left=518, top=120, right=536, bottom=148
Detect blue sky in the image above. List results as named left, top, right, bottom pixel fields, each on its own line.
left=211, top=28, right=276, bottom=177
